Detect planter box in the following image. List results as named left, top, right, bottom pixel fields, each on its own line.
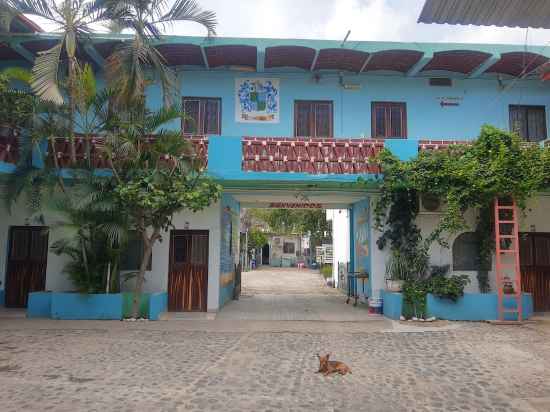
left=149, top=293, right=168, bottom=321
left=27, top=291, right=167, bottom=320
left=51, top=293, right=123, bottom=320
left=122, top=293, right=150, bottom=318
left=27, top=292, right=52, bottom=318
left=381, top=291, right=403, bottom=320
left=427, top=293, right=533, bottom=321
left=381, top=291, right=533, bottom=321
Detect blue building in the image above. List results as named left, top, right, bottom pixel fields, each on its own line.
left=1, top=31, right=549, bottom=317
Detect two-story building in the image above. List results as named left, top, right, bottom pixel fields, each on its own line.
left=1, top=32, right=550, bottom=315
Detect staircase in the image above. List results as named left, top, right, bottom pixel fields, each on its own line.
left=494, top=197, right=522, bottom=322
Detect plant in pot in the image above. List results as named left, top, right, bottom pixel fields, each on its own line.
left=385, top=250, right=409, bottom=292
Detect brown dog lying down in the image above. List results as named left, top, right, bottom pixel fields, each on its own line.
left=316, top=353, right=352, bottom=376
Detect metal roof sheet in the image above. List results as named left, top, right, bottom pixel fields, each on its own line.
left=418, top=0, right=550, bottom=29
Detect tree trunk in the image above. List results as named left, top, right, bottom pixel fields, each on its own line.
left=131, top=240, right=152, bottom=318
left=131, top=227, right=160, bottom=318
left=68, top=59, right=77, bottom=165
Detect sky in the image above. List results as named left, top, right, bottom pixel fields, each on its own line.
left=30, top=0, right=550, bottom=48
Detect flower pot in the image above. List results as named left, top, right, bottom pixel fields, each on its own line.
left=385, top=279, right=404, bottom=292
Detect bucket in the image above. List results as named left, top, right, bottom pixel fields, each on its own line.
left=368, top=298, right=383, bottom=315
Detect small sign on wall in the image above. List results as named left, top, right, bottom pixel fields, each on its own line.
left=236, top=78, right=280, bottom=123
left=437, top=96, right=463, bottom=107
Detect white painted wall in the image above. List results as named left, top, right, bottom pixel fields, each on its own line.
left=368, top=196, right=550, bottom=299
left=0, top=198, right=222, bottom=311
left=326, top=209, right=350, bottom=287
left=0, top=196, right=73, bottom=293
left=121, top=202, right=222, bottom=312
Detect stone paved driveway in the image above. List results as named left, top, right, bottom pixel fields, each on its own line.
left=218, top=267, right=378, bottom=321
left=1, top=318, right=550, bottom=411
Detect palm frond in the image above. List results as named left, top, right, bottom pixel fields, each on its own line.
left=158, top=0, right=217, bottom=36
left=7, top=0, right=58, bottom=22
left=31, top=42, right=64, bottom=104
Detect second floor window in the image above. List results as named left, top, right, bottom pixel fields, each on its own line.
left=182, top=97, right=221, bottom=135
left=509, top=105, right=547, bottom=142
left=294, top=100, right=333, bottom=137
left=371, top=102, right=407, bottom=138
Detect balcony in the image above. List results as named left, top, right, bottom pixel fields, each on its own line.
left=45, top=135, right=209, bottom=169
left=0, top=134, right=483, bottom=183
left=242, top=137, right=384, bottom=174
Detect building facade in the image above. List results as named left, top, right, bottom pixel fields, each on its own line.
left=1, top=33, right=550, bottom=314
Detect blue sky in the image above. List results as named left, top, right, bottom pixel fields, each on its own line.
left=32, top=0, right=550, bottom=47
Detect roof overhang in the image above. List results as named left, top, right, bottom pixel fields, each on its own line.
left=3, top=33, right=550, bottom=79
left=418, top=0, right=550, bottom=29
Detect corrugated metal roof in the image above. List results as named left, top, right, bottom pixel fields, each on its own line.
left=418, top=0, right=550, bottom=29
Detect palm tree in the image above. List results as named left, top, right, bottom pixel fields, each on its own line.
left=101, top=0, right=216, bottom=107
left=49, top=175, right=130, bottom=293
left=7, top=0, right=108, bottom=164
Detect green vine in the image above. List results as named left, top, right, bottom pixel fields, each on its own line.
left=475, top=204, right=493, bottom=293
left=375, top=125, right=550, bottom=308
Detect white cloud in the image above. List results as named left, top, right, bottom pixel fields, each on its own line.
left=24, top=0, right=550, bottom=50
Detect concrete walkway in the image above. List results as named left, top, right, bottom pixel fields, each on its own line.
left=217, top=266, right=383, bottom=322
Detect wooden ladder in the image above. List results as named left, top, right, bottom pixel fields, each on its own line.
left=494, top=197, right=522, bottom=321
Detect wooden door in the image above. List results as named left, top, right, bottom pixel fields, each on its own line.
left=5, top=226, right=49, bottom=308
left=520, top=233, right=550, bottom=312
left=168, top=230, right=209, bottom=312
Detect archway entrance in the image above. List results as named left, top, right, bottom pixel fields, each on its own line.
left=217, top=189, right=377, bottom=321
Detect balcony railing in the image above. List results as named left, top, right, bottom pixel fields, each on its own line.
left=242, top=137, right=385, bottom=174
left=1, top=134, right=500, bottom=176
left=45, top=135, right=209, bottom=169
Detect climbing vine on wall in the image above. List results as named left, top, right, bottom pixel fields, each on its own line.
left=374, top=125, right=550, bottom=295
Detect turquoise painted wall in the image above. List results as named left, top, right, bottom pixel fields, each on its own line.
left=219, top=193, right=240, bottom=307
left=351, top=197, right=372, bottom=298
left=158, top=71, right=550, bottom=140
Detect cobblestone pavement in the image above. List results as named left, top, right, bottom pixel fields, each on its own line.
left=218, top=267, right=380, bottom=321
left=241, top=267, right=333, bottom=295
left=1, top=318, right=550, bottom=411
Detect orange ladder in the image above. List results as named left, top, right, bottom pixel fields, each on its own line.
left=494, top=197, right=522, bottom=321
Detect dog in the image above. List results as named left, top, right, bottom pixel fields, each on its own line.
left=316, top=353, right=352, bottom=376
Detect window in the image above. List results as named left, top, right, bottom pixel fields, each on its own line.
left=371, top=102, right=407, bottom=138
left=182, top=97, right=221, bottom=135
left=509, top=105, right=547, bottom=142
left=294, top=100, right=333, bottom=137
left=452, top=232, right=491, bottom=271
left=121, top=233, right=152, bottom=271
left=283, top=242, right=295, bottom=254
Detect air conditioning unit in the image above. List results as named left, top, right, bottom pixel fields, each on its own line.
left=418, top=194, right=445, bottom=214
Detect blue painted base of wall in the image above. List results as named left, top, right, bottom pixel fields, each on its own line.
left=219, top=284, right=234, bottom=307
left=27, top=292, right=170, bottom=320
left=381, top=291, right=533, bottom=321
left=427, top=293, right=533, bottom=321
left=27, top=292, right=52, bottom=318
left=382, top=291, right=403, bottom=320
left=148, top=292, right=168, bottom=321
left=50, top=293, right=123, bottom=320
left=0, top=289, right=4, bottom=306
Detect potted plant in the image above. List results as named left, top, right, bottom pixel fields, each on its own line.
left=385, top=250, right=408, bottom=292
